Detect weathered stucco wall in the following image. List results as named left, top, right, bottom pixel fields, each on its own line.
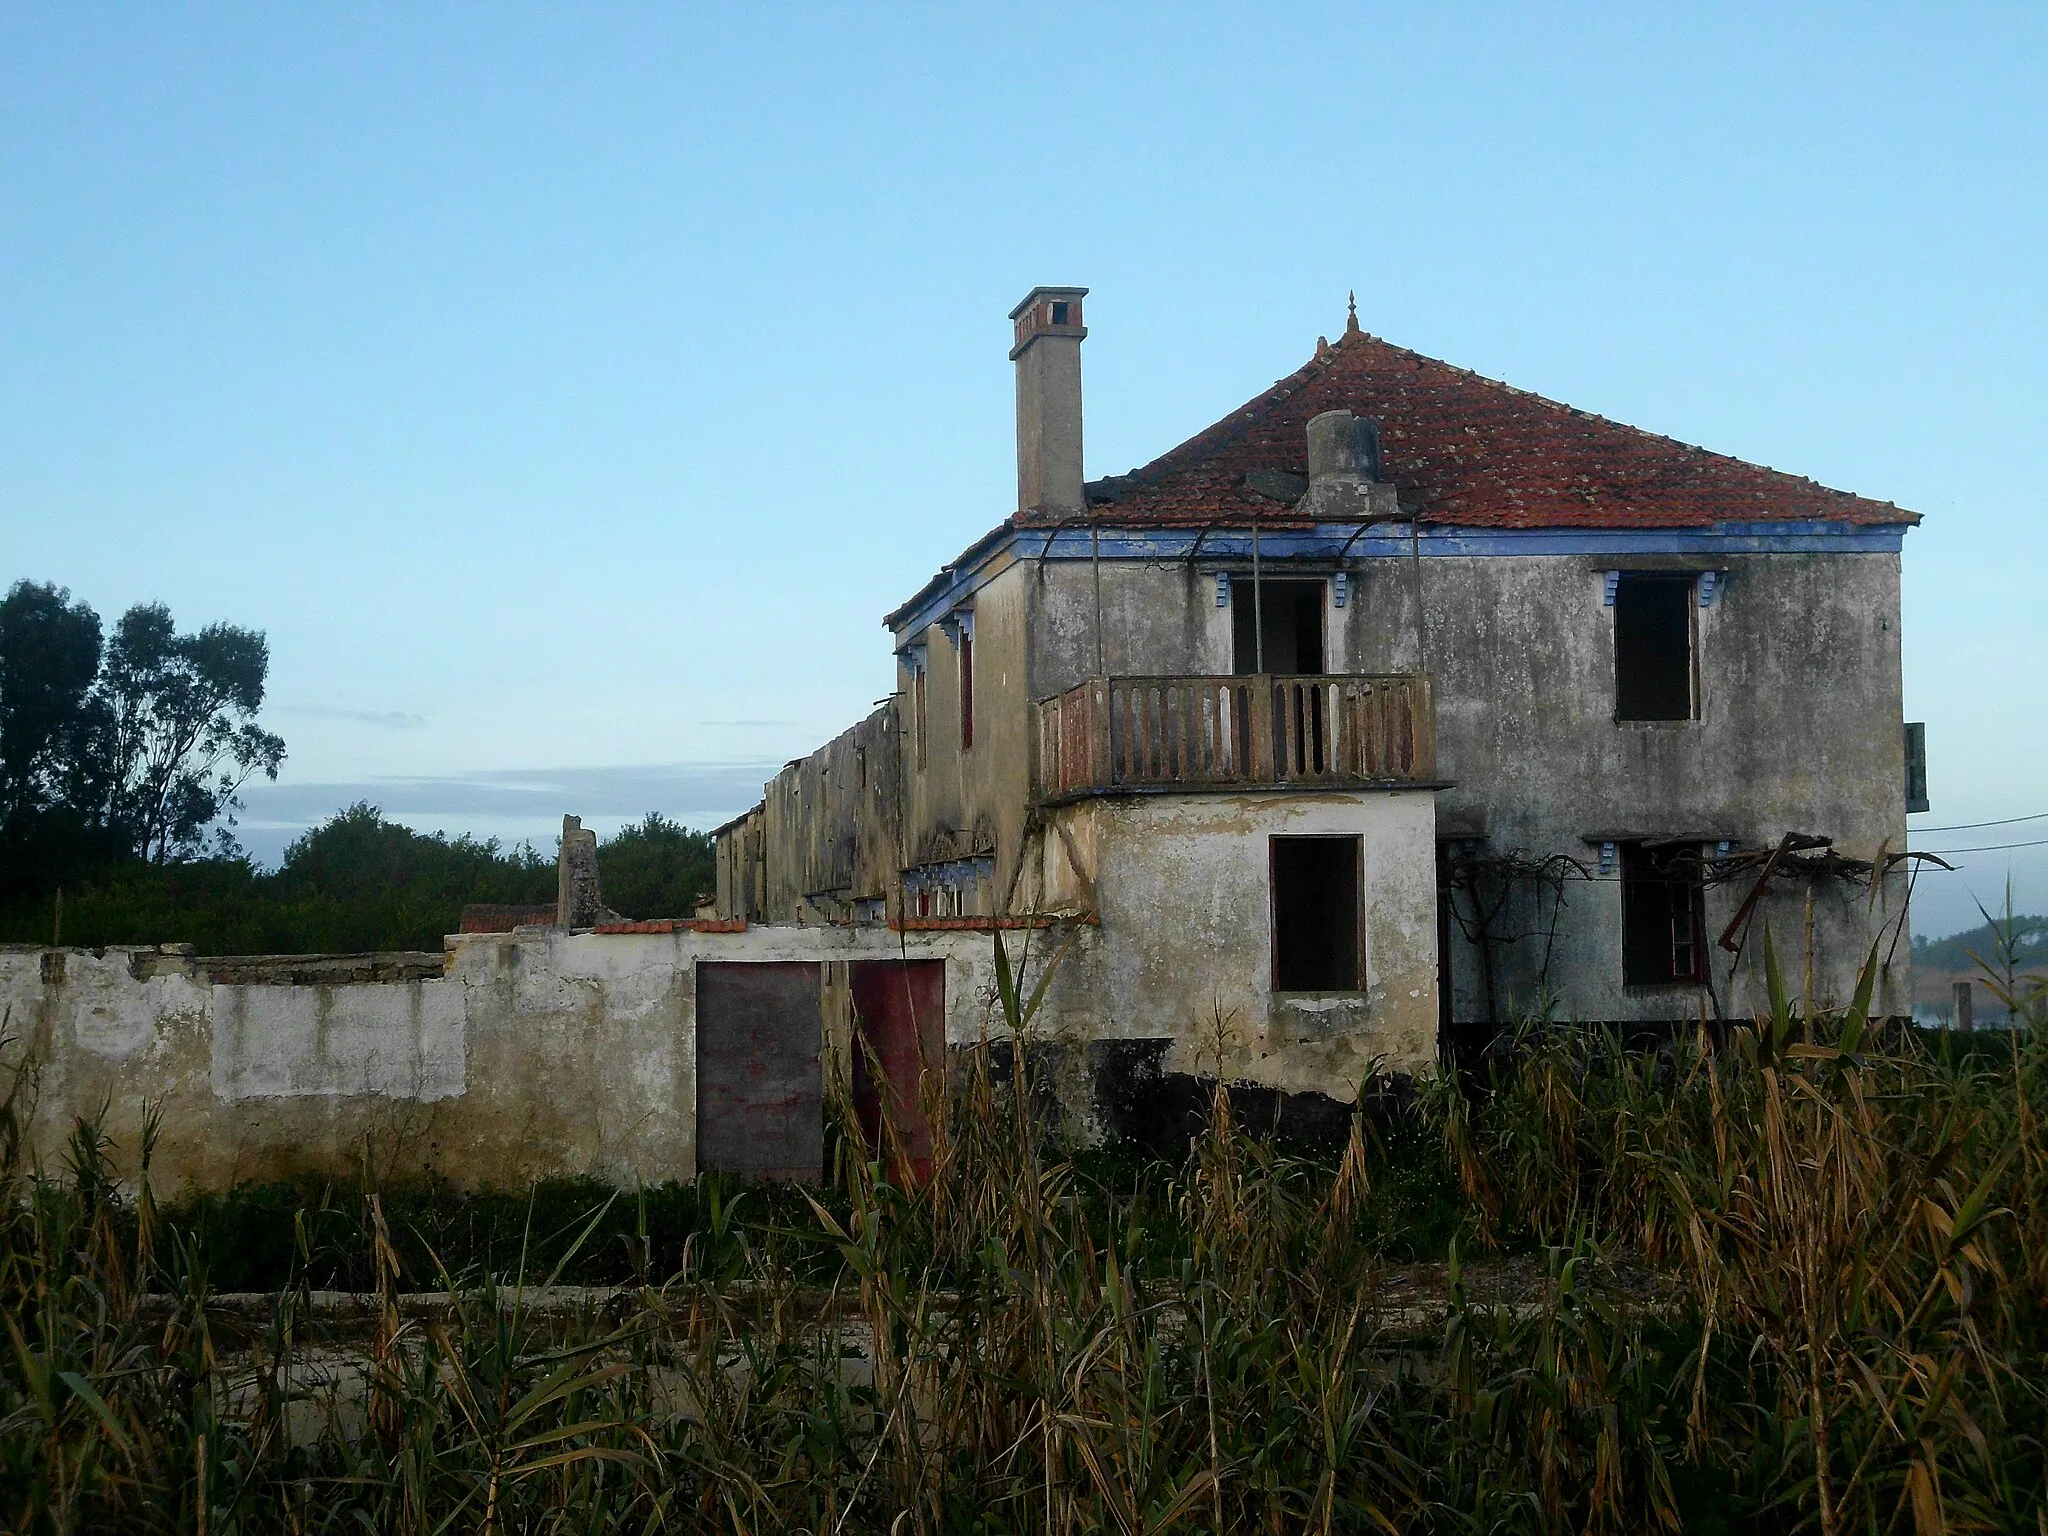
left=1010, top=547, right=1910, bottom=1024
left=891, top=561, right=1038, bottom=911
left=1338, top=550, right=1911, bottom=1021
left=751, top=705, right=901, bottom=922
left=1024, top=559, right=1230, bottom=699
left=728, top=528, right=1910, bottom=1051
left=1, top=927, right=1011, bottom=1195
left=3, top=940, right=694, bottom=1194
left=1025, top=788, right=1440, bottom=1095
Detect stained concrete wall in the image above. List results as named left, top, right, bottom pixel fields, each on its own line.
left=1, top=927, right=1009, bottom=1195
left=728, top=527, right=1906, bottom=1071
left=1010, top=547, right=1909, bottom=1024
left=1335, top=550, right=1911, bottom=1021
left=754, top=705, right=902, bottom=922
left=894, top=560, right=1037, bottom=910
left=1025, top=558, right=1232, bottom=699
left=723, top=560, right=1050, bottom=925
left=2, top=940, right=691, bottom=1194
left=1023, top=789, right=1440, bottom=1095
left=713, top=807, right=766, bottom=921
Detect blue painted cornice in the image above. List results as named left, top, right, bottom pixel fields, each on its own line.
left=885, top=518, right=1909, bottom=647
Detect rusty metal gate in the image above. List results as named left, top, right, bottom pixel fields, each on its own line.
left=695, top=962, right=823, bottom=1181
left=849, top=959, right=945, bottom=1186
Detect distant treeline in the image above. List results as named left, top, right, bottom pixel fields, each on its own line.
left=3, top=577, right=718, bottom=953
left=0, top=579, right=286, bottom=881
left=0, top=802, right=716, bottom=955
left=1912, top=912, right=2047, bottom=976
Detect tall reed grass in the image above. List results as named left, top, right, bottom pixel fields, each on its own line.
left=2, top=935, right=2043, bottom=1534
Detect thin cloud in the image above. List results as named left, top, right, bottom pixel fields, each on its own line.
left=276, top=705, right=427, bottom=730
left=234, top=760, right=783, bottom=866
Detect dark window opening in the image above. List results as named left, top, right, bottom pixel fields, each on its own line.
left=1904, top=722, right=1929, bottom=813
left=1614, top=573, right=1696, bottom=721
left=913, top=666, right=927, bottom=771
left=958, top=629, right=974, bottom=750
left=1272, top=835, right=1361, bottom=991
left=1232, top=578, right=1326, bottom=675
left=1049, top=300, right=1069, bottom=325
left=1621, top=841, right=1706, bottom=986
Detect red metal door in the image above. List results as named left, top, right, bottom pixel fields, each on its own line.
left=695, top=962, right=823, bottom=1182
left=849, top=960, right=945, bottom=1186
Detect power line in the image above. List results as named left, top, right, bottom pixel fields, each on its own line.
left=1911, top=810, right=2048, bottom=833
left=1908, top=836, right=2048, bottom=858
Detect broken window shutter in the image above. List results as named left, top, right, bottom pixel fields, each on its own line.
left=1905, top=722, right=1929, bottom=814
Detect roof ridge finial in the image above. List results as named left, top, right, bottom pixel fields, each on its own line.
left=1345, top=289, right=1360, bottom=336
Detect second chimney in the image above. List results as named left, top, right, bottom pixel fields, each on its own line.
left=1010, top=286, right=1088, bottom=516
left=1300, top=408, right=1399, bottom=522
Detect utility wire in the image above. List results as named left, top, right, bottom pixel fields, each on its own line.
left=1911, top=810, right=2048, bottom=833
left=1907, top=836, right=2048, bottom=857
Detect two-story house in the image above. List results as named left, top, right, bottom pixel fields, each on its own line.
left=713, top=287, right=1919, bottom=1118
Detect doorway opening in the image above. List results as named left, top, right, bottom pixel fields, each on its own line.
left=1232, top=579, right=1326, bottom=675
left=850, top=959, right=945, bottom=1186
left=695, top=961, right=824, bottom=1182
left=1271, top=835, right=1362, bottom=991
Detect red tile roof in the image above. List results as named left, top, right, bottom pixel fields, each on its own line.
left=589, top=917, right=749, bottom=935
left=459, top=903, right=558, bottom=934
left=1037, top=325, right=1917, bottom=531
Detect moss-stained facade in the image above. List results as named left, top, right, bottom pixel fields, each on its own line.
left=714, top=287, right=1921, bottom=1114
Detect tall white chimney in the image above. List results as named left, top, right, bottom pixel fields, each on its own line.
left=1009, top=286, right=1088, bottom=516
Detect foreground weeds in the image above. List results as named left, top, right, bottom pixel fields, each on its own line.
left=2, top=937, right=2045, bottom=1533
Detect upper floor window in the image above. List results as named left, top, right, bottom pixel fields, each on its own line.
left=1613, top=573, right=1696, bottom=721
left=911, top=655, right=928, bottom=772
left=959, top=625, right=975, bottom=750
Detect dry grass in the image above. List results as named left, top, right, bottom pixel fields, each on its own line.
left=1, top=933, right=2044, bottom=1534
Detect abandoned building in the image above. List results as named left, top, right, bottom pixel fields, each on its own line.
left=712, top=285, right=1922, bottom=1111
left=9, top=287, right=1927, bottom=1194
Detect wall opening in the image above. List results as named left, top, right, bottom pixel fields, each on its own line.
left=1232, top=578, right=1326, bottom=675
left=695, top=961, right=824, bottom=1181
left=1271, top=835, right=1361, bottom=991
left=1620, top=842, right=1706, bottom=987
left=1434, top=841, right=1456, bottom=1048
left=959, top=627, right=975, bottom=750
left=913, top=664, right=928, bottom=771
left=849, top=959, right=944, bottom=1187
left=1613, top=573, right=1696, bottom=720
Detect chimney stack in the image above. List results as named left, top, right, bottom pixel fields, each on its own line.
left=1010, top=286, right=1088, bottom=516
left=1300, top=408, right=1399, bottom=522
left=1308, top=409, right=1382, bottom=482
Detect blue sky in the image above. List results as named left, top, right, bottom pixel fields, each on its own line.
left=2, top=5, right=2042, bottom=937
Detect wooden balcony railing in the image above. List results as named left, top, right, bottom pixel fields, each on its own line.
left=1033, top=674, right=1437, bottom=801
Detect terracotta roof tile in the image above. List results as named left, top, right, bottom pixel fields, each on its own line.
left=1038, top=329, right=1917, bottom=531
left=459, top=903, right=557, bottom=934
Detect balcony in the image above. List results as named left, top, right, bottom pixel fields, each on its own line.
left=1033, top=674, right=1437, bottom=802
